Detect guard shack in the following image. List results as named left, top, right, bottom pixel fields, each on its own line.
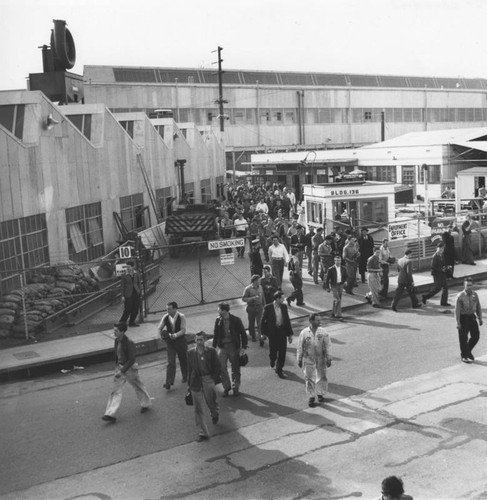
left=303, top=180, right=396, bottom=233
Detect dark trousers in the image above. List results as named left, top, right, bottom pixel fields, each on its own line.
left=288, top=274, right=303, bottom=304
left=392, top=283, right=419, bottom=309
left=359, top=259, right=368, bottom=283
left=271, top=259, right=285, bottom=288
left=236, top=233, right=246, bottom=256
left=165, top=337, right=188, bottom=385
left=380, top=264, right=389, bottom=295
left=458, top=315, right=480, bottom=358
left=345, top=262, right=357, bottom=293
left=269, top=329, right=288, bottom=372
left=120, top=290, right=140, bottom=324
left=423, top=274, right=449, bottom=305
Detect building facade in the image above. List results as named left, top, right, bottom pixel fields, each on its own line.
left=0, top=90, right=225, bottom=294
left=83, top=66, right=487, bottom=171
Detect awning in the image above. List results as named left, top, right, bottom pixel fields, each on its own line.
left=452, top=141, right=487, bottom=153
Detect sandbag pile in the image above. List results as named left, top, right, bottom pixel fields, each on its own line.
left=0, top=263, right=100, bottom=340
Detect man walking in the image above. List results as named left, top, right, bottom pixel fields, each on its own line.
left=242, top=275, right=265, bottom=342
left=119, top=260, right=141, bottom=327
left=365, top=247, right=382, bottom=308
left=102, top=323, right=151, bottom=423
left=268, top=235, right=289, bottom=288
left=287, top=248, right=305, bottom=307
left=379, top=239, right=393, bottom=297
left=422, top=242, right=450, bottom=306
left=297, top=314, right=332, bottom=408
left=358, top=228, right=374, bottom=283
left=213, top=303, right=247, bottom=396
left=343, top=235, right=360, bottom=295
left=311, top=227, right=324, bottom=284
left=325, top=255, right=348, bottom=321
left=304, top=226, right=316, bottom=277
left=261, top=291, right=294, bottom=378
left=391, top=250, right=421, bottom=312
left=158, top=302, right=188, bottom=390
left=290, top=224, right=306, bottom=268
left=455, top=278, right=483, bottom=363
left=187, top=331, right=221, bottom=442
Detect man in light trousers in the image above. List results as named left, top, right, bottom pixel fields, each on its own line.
left=297, top=314, right=332, bottom=408
left=102, top=322, right=151, bottom=423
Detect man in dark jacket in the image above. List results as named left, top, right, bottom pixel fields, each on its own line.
left=422, top=242, right=450, bottom=306
left=357, top=228, right=374, bottom=283
left=119, top=260, right=141, bottom=327
left=187, top=331, right=221, bottom=441
left=325, top=255, right=348, bottom=321
left=391, top=250, right=421, bottom=311
left=213, top=302, right=247, bottom=396
left=102, top=322, right=151, bottom=423
left=261, top=291, right=294, bottom=378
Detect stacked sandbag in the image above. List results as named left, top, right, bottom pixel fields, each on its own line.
left=0, top=262, right=101, bottom=340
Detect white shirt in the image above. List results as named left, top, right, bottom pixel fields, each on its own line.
left=335, top=265, right=342, bottom=283
left=268, top=243, right=289, bottom=262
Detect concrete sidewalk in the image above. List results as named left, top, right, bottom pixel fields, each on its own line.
left=1, top=259, right=486, bottom=379
left=2, top=354, right=487, bottom=499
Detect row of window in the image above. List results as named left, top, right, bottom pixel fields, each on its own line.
left=306, top=198, right=388, bottom=226
left=110, top=106, right=487, bottom=127
left=0, top=179, right=220, bottom=293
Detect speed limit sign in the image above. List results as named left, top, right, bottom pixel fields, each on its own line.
left=119, top=246, right=132, bottom=259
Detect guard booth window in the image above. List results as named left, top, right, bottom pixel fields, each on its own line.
left=155, top=187, right=173, bottom=219
left=306, top=201, right=323, bottom=225
left=361, top=198, right=387, bottom=224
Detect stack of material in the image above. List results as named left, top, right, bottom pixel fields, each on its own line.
left=0, top=263, right=100, bottom=339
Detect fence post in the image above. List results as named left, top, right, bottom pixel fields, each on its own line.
left=19, top=273, right=30, bottom=341
left=136, top=237, right=146, bottom=323
left=198, top=243, right=205, bottom=304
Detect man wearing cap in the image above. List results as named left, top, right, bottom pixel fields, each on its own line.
left=261, top=291, right=294, bottom=378
left=343, top=235, right=360, bottom=295
left=455, top=278, right=483, bottom=363
left=290, top=224, right=306, bottom=268
left=102, top=322, right=151, bottom=423
left=248, top=238, right=264, bottom=278
left=391, top=250, right=421, bottom=312
left=242, top=275, right=266, bottom=342
left=268, top=235, right=289, bottom=288
left=358, top=228, right=374, bottom=284
left=442, top=223, right=456, bottom=278
left=422, top=242, right=450, bottom=306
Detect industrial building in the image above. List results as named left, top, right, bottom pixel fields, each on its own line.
left=83, top=65, right=487, bottom=171
left=0, top=89, right=225, bottom=294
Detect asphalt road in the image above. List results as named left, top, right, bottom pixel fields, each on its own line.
left=1, top=282, right=485, bottom=497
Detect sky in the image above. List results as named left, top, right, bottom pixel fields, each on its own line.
left=1, top=0, right=487, bottom=91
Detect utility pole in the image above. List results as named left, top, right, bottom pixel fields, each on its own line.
left=212, top=46, right=227, bottom=132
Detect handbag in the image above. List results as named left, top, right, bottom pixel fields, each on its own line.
left=185, top=388, right=193, bottom=406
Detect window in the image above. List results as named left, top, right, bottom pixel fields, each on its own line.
left=419, top=164, right=441, bottom=184
left=65, top=203, right=104, bottom=262
left=68, top=114, right=92, bottom=140
left=120, top=193, right=146, bottom=232
left=0, top=104, right=25, bottom=140
left=119, top=120, right=134, bottom=139
left=284, top=110, right=295, bottom=123
left=365, top=166, right=396, bottom=182
left=364, top=111, right=372, bottom=121
left=215, top=175, right=225, bottom=199
left=154, top=124, right=165, bottom=139
left=306, top=201, right=323, bottom=224
left=360, top=198, right=388, bottom=224
left=233, top=109, right=246, bottom=124
left=183, top=183, right=195, bottom=204
left=402, top=166, right=416, bottom=185
left=0, top=214, right=49, bottom=294
left=259, top=109, right=270, bottom=124
left=200, top=178, right=212, bottom=203
left=272, top=110, right=282, bottom=122
left=155, top=187, right=173, bottom=219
